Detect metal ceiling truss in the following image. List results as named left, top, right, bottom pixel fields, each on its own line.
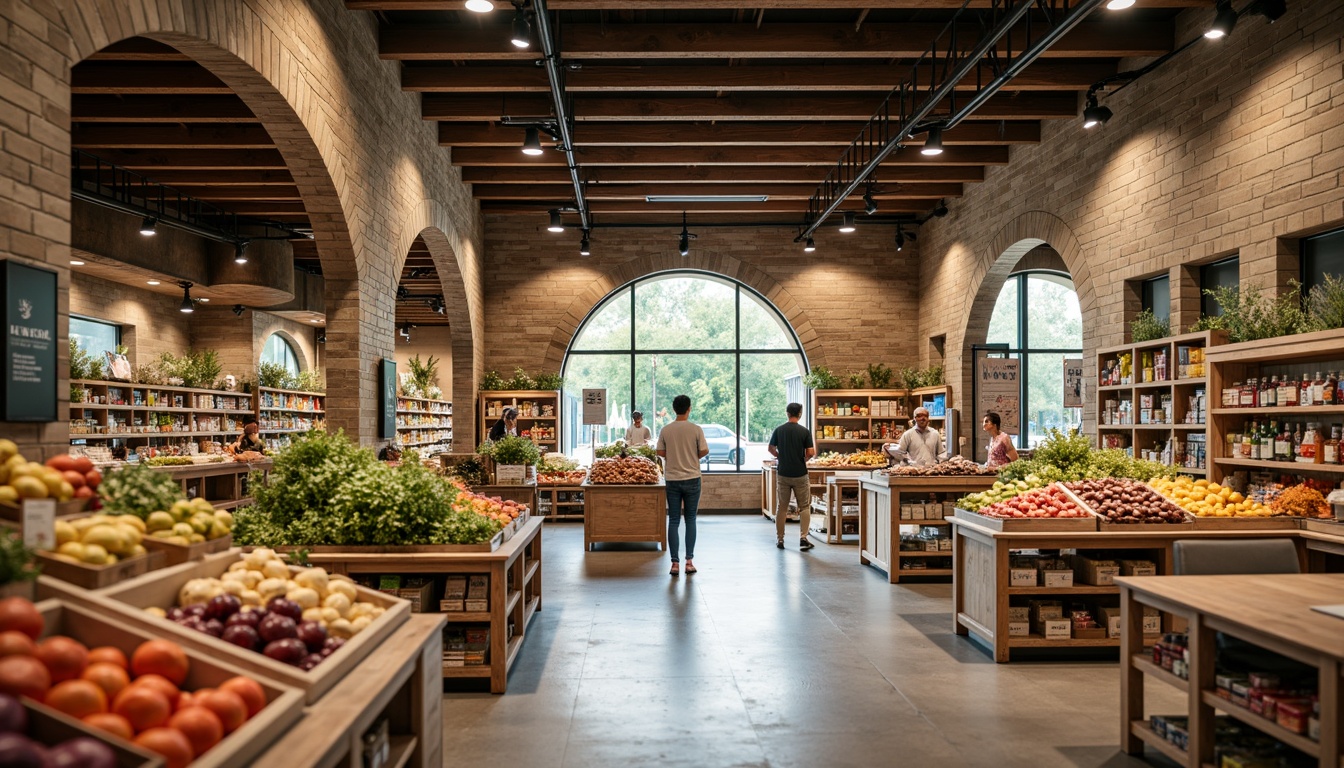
left=531, top=0, right=591, bottom=231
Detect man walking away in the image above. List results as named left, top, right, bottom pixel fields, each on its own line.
left=656, top=395, right=708, bottom=576
left=768, top=402, right=816, bottom=550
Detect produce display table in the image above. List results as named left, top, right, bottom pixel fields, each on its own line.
left=950, top=517, right=1307, bottom=662
left=1119, top=573, right=1344, bottom=767
left=583, top=480, right=666, bottom=551
left=256, top=613, right=446, bottom=768
left=156, top=459, right=272, bottom=510
left=473, top=482, right=538, bottom=513
left=299, top=517, right=544, bottom=693
left=858, top=474, right=995, bottom=583
left=536, top=484, right=585, bottom=521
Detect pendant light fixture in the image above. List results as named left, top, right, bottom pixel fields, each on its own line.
left=509, top=4, right=531, bottom=49
left=548, top=209, right=565, bottom=232
left=522, top=127, right=544, bottom=156
left=803, top=237, right=816, bottom=253
left=1205, top=1, right=1237, bottom=38
left=464, top=0, right=494, bottom=12
left=579, top=230, right=591, bottom=257
left=178, top=282, right=194, bottom=313
left=678, top=212, right=694, bottom=257
left=838, top=211, right=856, bottom=233
left=1082, top=94, right=1113, bottom=129
left=920, top=126, right=944, bottom=156
left=863, top=183, right=878, bottom=216
left=139, top=217, right=158, bottom=236
left=1105, top=0, right=1135, bottom=9
left=234, top=241, right=249, bottom=264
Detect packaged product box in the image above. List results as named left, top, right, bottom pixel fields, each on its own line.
left=1007, top=621, right=1030, bottom=637
left=1221, top=754, right=1278, bottom=768
left=1072, top=555, right=1120, bottom=586
left=1096, top=604, right=1161, bottom=638
left=911, top=503, right=927, bottom=520
left=467, top=574, right=489, bottom=599
left=397, top=578, right=435, bottom=613
left=1216, top=673, right=1248, bottom=694
left=1072, top=626, right=1108, bottom=640
left=1309, top=716, right=1320, bottom=741
left=900, top=504, right=913, bottom=521
left=1028, top=600, right=1064, bottom=622
left=922, top=539, right=940, bottom=552
left=1247, top=672, right=1280, bottom=689
left=377, top=574, right=402, bottom=596
left=1119, top=559, right=1157, bottom=577
left=1007, top=606, right=1030, bottom=622
left=465, top=598, right=489, bottom=612
left=1032, top=617, right=1071, bottom=639
left=1039, top=568, right=1073, bottom=589
left=937, top=538, right=953, bottom=551
left=440, top=599, right=465, bottom=612
left=1010, top=567, right=1038, bottom=587
left=1275, top=700, right=1311, bottom=734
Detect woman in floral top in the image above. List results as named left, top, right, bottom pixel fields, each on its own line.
left=983, top=411, right=1019, bottom=469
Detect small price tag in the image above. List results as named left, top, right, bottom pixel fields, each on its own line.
left=22, top=499, right=56, bottom=550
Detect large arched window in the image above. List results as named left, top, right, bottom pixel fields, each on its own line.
left=261, top=333, right=301, bottom=377
left=985, top=270, right=1083, bottom=448
left=563, top=271, right=807, bottom=472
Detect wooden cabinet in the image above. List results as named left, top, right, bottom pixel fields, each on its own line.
left=859, top=474, right=993, bottom=583
left=810, top=388, right=909, bottom=453
left=68, top=379, right=252, bottom=454
left=256, top=386, right=324, bottom=451
left=158, top=459, right=271, bottom=510
left=815, top=474, right=861, bottom=544
left=909, top=384, right=955, bottom=428
left=1095, top=330, right=1223, bottom=476
left=396, top=395, right=453, bottom=456
left=536, top=484, right=585, bottom=521
left=583, top=482, right=666, bottom=551
left=478, top=390, right=560, bottom=452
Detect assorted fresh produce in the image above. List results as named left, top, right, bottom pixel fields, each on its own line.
left=587, top=456, right=661, bottom=484
left=0, top=596, right=270, bottom=768
left=1148, top=476, right=1274, bottom=518
left=537, top=470, right=588, bottom=485
left=449, top=486, right=527, bottom=526
left=97, top=461, right=184, bottom=519
left=595, top=441, right=659, bottom=463
left=0, top=691, right=120, bottom=768
left=998, top=429, right=1180, bottom=484
left=809, top=450, right=888, bottom=468
left=443, top=456, right=490, bottom=488
left=0, top=444, right=101, bottom=505
left=478, top=435, right=541, bottom=467
left=1063, top=479, right=1188, bottom=524
left=884, top=455, right=995, bottom=476
left=1268, top=484, right=1332, bottom=518
left=974, top=484, right=1089, bottom=519
left=141, top=499, right=233, bottom=545
left=48, top=515, right=147, bottom=566
left=537, top=453, right=580, bottom=473
left=956, top=475, right=1053, bottom=512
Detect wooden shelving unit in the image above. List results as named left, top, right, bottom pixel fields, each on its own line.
left=536, top=484, right=584, bottom=521
left=256, top=386, right=325, bottom=451
left=813, top=474, right=860, bottom=544
left=909, top=384, right=955, bottom=426
left=1095, top=330, right=1224, bottom=476
left=396, top=395, right=453, bottom=456
left=858, top=474, right=993, bottom=583
left=810, top=388, right=909, bottom=452
left=68, top=379, right=253, bottom=453
left=478, top=390, right=560, bottom=452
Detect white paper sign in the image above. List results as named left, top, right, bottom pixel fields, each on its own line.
left=22, top=499, right=55, bottom=550
left=582, top=388, right=607, bottom=426
left=1063, top=358, right=1084, bottom=409
left=979, top=357, right=1021, bottom=435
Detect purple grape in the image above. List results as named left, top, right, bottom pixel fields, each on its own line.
left=203, top=619, right=225, bottom=637
left=257, top=614, right=297, bottom=643
left=181, top=603, right=207, bottom=619
left=226, top=608, right=264, bottom=628
left=295, top=621, right=327, bottom=652
left=205, top=594, right=241, bottom=621
left=262, top=638, right=307, bottom=666
left=221, top=624, right=261, bottom=651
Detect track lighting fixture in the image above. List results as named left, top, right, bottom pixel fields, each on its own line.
left=863, top=184, right=878, bottom=216
left=1082, top=94, right=1114, bottom=129
left=139, top=217, right=158, bottom=236
left=407, top=267, right=432, bottom=279
left=548, top=209, right=565, bottom=232
left=838, top=211, right=856, bottom=233
left=178, top=282, right=194, bottom=313
left=1205, top=1, right=1237, bottom=38
left=894, top=225, right=918, bottom=252
left=316, top=331, right=326, bottom=344
left=1105, top=0, right=1135, bottom=9
left=920, top=126, right=944, bottom=156
left=803, top=237, right=816, bottom=253
left=396, top=285, right=410, bottom=301
left=579, top=230, right=591, bottom=257
left=464, top=0, right=494, bottom=11
left=522, top=127, right=544, bottom=156
left=677, top=212, right=696, bottom=257
left=932, top=201, right=949, bottom=218
left=233, top=241, right=249, bottom=265
left=428, top=295, right=446, bottom=315
left=399, top=322, right=413, bottom=342
left=232, top=304, right=245, bottom=317
left=509, top=5, right=531, bottom=48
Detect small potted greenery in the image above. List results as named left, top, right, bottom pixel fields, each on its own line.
left=0, top=530, right=39, bottom=600
left=481, top=436, right=541, bottom=485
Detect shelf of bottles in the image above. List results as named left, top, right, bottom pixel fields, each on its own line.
left=396, top=396, right=453, bottom=455
left=256, top=387, right=325, bottom=452
left=1211, top=361, right=1344, bottom=472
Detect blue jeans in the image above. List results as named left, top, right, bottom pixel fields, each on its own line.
left=665, top=478, right=701, bottom=562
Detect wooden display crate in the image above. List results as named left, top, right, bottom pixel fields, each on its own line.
left=24, top=697, right=166, bottom=768
left=1186, top=515, right=1303, bottom=530
left=953, top=506, right=1098, bottom=532
left=0, top=497, right=91, bottom=522
left=39, top=550, right=410, bottom=704
left=34, top=599, right=304, bottom=768
left=34, top=549, right=167, bottom=590
left=141, top=533, right=233, bottom=565
left=274, top=534, right=504, bottom=555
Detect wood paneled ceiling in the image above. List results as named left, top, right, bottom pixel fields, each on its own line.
left=354, top=0, right=1206, bottom=228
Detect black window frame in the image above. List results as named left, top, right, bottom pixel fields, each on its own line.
left=1301, top=228, right=1344, bottom=294
left=1141, top=275, right=1171, bottom=324
left=1200, top=256, right=1240, bottom=317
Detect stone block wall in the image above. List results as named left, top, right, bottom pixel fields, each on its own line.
left=70, top=275, right=191, bottom=370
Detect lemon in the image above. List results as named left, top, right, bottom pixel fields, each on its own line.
left=57, top=541, right=86, bottom=559
left=0, top=438, right=17, bottom=461
left=146, top=511, right=175, bottom=532
left=55, top=521, right=78, bottom=545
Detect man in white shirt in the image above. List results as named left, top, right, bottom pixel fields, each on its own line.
left=624, top=411, right=652, bottom=447
left=882, top=407, right=948, bottom=467
left=656, top=395, right=708, bottom=576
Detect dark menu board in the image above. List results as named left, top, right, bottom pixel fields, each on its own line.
left=380, top=357, right=396, bottom=439
left=1, top=261, right=57, bottom=421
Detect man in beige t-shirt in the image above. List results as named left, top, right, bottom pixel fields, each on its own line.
left=656, top=394, right=708, bottom=576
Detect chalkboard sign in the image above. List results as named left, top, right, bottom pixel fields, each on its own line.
left=380, top=358, right=396, bottom=439
left=1, top=261, right=57, bottom=421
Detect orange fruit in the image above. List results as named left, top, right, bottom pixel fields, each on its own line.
left=113, top=685, right=172, bottom=732
left=218, top=676, right=266, bottom=718
left=129, top=673, right=181, bottom=707
left=35, top=636, right=89, bottom=682
left=83, top=712, right=135, bottom=740
left=0, top=630, right=36, bottom=657
left=131, top=640, right=189, bottom=686
left=134, top=727, right=194, bottom=768
left=196, top=689, right=247, bottom=734
left=82, top=661, right=131, bottom=699
left=45, top=678, right=108, bottom=719
left=87, top=646, right=129, bottom=670
left=169, top=706, right=224, bottom=756
left=174, top=690, right=195, bottom=712
left=0, top=597, right=43, bottom=640
left=0, top=653, right=51, bottom=699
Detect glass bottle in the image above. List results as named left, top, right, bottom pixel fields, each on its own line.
left=1261, top=421, right=1276, bottom=460
left=1313, top=371, right=1326, bottom=406
left=1262, top=376, right=1277, bottom=407
left=1240, top=379, right=1257, bottom=408
left=1248, top=422, right=1261, bottom=460
left=1329, top=424, right=1343, bottom=465
left=1301, top=422, right=1320, bottom=463
left=1325, top=371, right=1338, bottom=406
left=1280, top=376, right=1297, bottom=407
left=1293, top=422, right=1305, bottom=460
left=1275, top=421, right=1293, bottom=462
left=1301, top=374, right=1313, bottom=407
left=1241, top=422, right=1253, bottom=459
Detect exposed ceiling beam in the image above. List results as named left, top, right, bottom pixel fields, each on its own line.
left=402, top=60, right=1117, bottom=93
left=423, top=92, right=1077, bottom=121
left=196, top=202, right=308, bottom=216
left=71, top=95, right=261, bottom=123
left=470, top=182, right=965, bottom=200
left=440, top=120, right=1039, bottom=147
left=71, top=125, right=277, bottom=149
left=77, top=149, right=290, bottom=170
left=380, top=22, right=1170, bottom=60
left=70, top=169, right=300, bottom=186
left=159, top=186, right=304, bottom=201
left=451, top=145, right=1009, bottom=166
left=356, top=0, right=1208, bottom=7
left=463, top=164, right=986, bottom=184
left=71, top=63, right=231, bottom=94
left=481, top=199, right=938, bottom=214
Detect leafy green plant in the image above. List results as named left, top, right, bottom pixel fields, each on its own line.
left=484, top=435, right=541, bottom=466
left=294, top=369, right=325, bottom=393
left=506, top=367, right=536, bottom=390
left=133, top=362, right=165, bottom=385
left=69, top=339, right=102, bottom=381
left=533, top=372, right=564, bottom=390
left=1302, top=273, right=1344, bottom=332
left=802, top=365, right=841, bottom=389
left=479, top=370, right=508, bottom=391
left=537, top=453, right=580, bottom=473
left=1130, top=308, right=1170, bottom=343
left=98, top=461, right=187, bottom=519
left=257, top=361, right=295, bottom=389
left=69, top=384, right=85, bottom=403
left=595, top=441, right=658, bottom=462
left=1194, top=282, right=1306, bottom=343
left=406, top=354, right=439, bottom=395
left=446, top=457, right=490, bottom=487
left=899, top=366, right=922, bottom=389
left=845, top=371, right=865, bottom=388
left=0, top=531, right=38, bottom=586
left=924, top=364, right=944, bottom=386
left=865, top=363, right=894, bottom=389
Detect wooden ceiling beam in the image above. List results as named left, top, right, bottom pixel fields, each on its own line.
left=404, top=60, right=1116, bottom=93
left=159, top=186, right=304, bottom=201
left=423, top=91, right=1077, bottom=121
left=71, top=95, right=260, bottom=123
left=357, top=0, right=1206, bottom=7
left=463, top=164, right=985, bottom=184
left=71, top=125, right=277, bottom=149
left=470, top=182, right=964, bottom=200
left=439, top=120, right=1039, bottom=146
left=482, top=200, right=938, bottom=214
left=71, top=169, right=299, bottom=186
left=380, top=22, right=1170, bottom=60
left=71, top=63, right=232, bottom=94
left=195, top=202, right=308, bottom=216
left=452, top=144, right=1008, bottom=166
left=79, top=148, right=290, bottom=170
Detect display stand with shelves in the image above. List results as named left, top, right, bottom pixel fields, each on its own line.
left=159, top=459, right=271, bottom=510
left=68, top=379, right=253, bottom=453
left=583, top=480, right=666, bottom=551
left=1119, top=573, right=1343, bottom=767
left=813, top=474, right=861, bottom=544
left=396, top=395, right=453, bottom=455
left=1095, top=330, right=1224, bottom=475
left=810, top=388, right=908, bottom=453
left=909, top=384, right=954, bottom=426
left=536, top=484, right=584, bottom=521
left=256, top=386, right=325, bottom=451
left=478, top=390, right=560, bottom=452
left=858, top=474, right=994, bottom=583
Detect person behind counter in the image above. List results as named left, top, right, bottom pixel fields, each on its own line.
left=982, top=411, right=1019, bottom=469
left=624, top=411, right=652, bottom=447
left=881, top=407, right=947, bottom=467
left=488, top=407, right=519, bottom=441
left=233, top=420, right=265, bottom=453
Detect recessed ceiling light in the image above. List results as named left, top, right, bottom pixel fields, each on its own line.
left=146, top=280, right=161, bottom=285
left=646, top=195, right=769, bottom=203
left=464, top=0, right=494, bottom=11
left=310, top=319, right=321, bottom=324
left=69, top=260, right=84, bottom=266
left=197, top=297, right=209, bottom=303
left=1105, top=0, right=1135, bottom=9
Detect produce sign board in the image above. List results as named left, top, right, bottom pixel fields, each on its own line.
left=953, top=506, right=1098, bottom=532
left=1, top=260, right=58, bottom=421
left=34, top=548, right=166, bottom=590
left=0, top=497, right=90, bottom=523
left=33, top=599, right=305, bottom=768
left=24, top=696, right=167, bottom=768
left=141, top=532, right=234, bottom=566
left=978, top=357, right=1020, bottom=435
left=43, top=550, right=410, bottom=704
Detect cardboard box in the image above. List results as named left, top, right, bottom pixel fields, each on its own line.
left=467, top=575, right=489, bottom=600
left=911, top=504, right=927, bottom=520
left=937, top=538, right=953, bottom=551
left=1007, top=621, right=1030, bottom=636
left=397, top=579, right=435, bottom=613
left=1072, top=627, right=1108, bottom=640
left=1096, top=604, right=1161, bottom=638
left=1073, top=556, right=1120, bottom=586
left=1010, top=568, right=1038, bottom=587
left=1029, top=600, right=1064, bottom=621
left=464, top=598, right=489, bottom=612
left=443, top=576, right=468, bottom=600
left=900, top=504, right=913, bottom=521
left=439, top=599, right=465, bottom=612
left=1007, top=606, right=1030, bottom=622
left=1120, top=560, right=1157, bottom=577
left=1040, top=570, right=1074, bottom=588
left=1032, top=618, right=1071, bottom=639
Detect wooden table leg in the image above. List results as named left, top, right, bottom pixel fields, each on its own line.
left=953, top=526, right=967, bottom=636
left=993, top=538, right=1009, bottom=663
left=489, top=560, right=508, bottom=694
left=1318, top=657, right=1340, bottom=767
left=1120, top=585, right=1144, bottom=755
left=1189, top=614, right=1214, bottom=767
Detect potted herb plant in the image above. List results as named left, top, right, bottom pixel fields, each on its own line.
left=484, top=435, right=541, bottom=485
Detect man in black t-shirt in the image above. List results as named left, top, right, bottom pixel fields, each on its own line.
left=768, top=402, right=816, bottom=550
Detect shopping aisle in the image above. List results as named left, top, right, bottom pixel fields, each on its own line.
left=441, top=516, right=1179, bottom=768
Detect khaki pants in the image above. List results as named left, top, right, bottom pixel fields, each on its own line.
left=776, top=473, right=811, bottom=540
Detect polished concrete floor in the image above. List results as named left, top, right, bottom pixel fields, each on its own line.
left=441, top=516, right=1183, bottom=767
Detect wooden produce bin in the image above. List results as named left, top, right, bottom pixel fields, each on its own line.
left=38, top=550, right=410, bottom=704
left=858, top=474, right=995, bottom=583
left=35, top=549, right=167, bottom=590
left=140, top=533, right=233, bottom=566
left=34, top=599, right=305, bottom=768
left=472, top=482, right=538, bottom=512
left=24, top=697, right=166, bottom=768
left=583, top=480, right=666, bottom=551
left=536, top=484, right=585, bottom=521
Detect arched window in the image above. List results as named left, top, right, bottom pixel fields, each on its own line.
left=261, top=333, right=301, bottom=377
left=985, top=270, right=1083, bottom=449
left=564, top=271, right=807, bottom=472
